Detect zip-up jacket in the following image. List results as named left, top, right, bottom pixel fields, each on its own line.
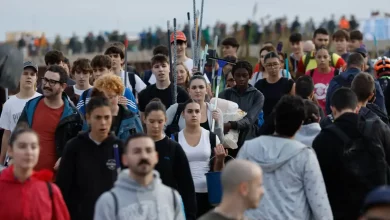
left=17, top=93, right=83, bottom=158
left=218, top=85, right=264, bottom=148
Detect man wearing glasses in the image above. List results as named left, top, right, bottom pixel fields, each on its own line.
left=16, top=65, right=83, bottom=173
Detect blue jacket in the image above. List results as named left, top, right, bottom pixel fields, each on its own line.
left=82, top=105, right=143, bottom=141
left=17, top=93, right=83, bottom=157
left=76, top=87, right=138, bottom=116
left=325, top=68, right=386, bottom=114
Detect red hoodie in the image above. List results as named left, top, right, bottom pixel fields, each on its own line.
left=0, top=166, right=70, bottom=220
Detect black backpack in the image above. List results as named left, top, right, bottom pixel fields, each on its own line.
left=143, top=70, right=153, bottom=86
left=165, top=103, right=186, bottom=137
left=326, top=118, right=390, bottom=191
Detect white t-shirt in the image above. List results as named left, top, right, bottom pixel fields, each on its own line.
left=0, top=92, right=41, bottom=132
left=178, top=128, right=220, bottom=193
left=73, top=85, right=87, bottom=96
left=148, top=58, right=210, bottom=85
left=120, top=70, right=147, bottom=93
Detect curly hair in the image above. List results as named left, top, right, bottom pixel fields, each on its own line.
left=232, top=60, right=253, bottom=77
left=93, top=74, right=124, bottom=95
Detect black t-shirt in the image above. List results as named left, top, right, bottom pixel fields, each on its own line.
left=138, top=83, right=190, bottom=112
left=255, top=77, right=294, bottom=118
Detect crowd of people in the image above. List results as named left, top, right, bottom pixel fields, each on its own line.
left=1, top=23, right=390, bottom=220
left=17, top=13, right=389, bottom=59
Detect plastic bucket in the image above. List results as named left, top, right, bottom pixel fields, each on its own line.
left=205, top=171, right=222, bottom=205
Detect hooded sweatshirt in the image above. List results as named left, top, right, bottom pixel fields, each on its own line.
left=218, top=85, right=264, bottom=149
left=56, top=132, right=123, bottom=220
left=295, top=123, right=321, bottom=147
left=0, top=166, right=70, bottom=220
left=94, top=169, right=186, bottom=220
left=237, top=135, right=333, bottom=220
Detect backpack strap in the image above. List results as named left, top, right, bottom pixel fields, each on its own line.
left=171, top=189, right=177, bottom=211
left=171, top=104, right=185, bottom=126
left=46, top=181, right=53, bottom=200
left=334, top=68, right=340, bottom=76
left=310, top=69, right=315, bottom=77
left=209, top=131, right=217, bottom=149
left=304, top=53, right=312, bottom=70
left=172, top=132, right=179, bottom=142
left=46, top=181, right=54, bottom=220
left=128, top=72, right=136, bottom=96
left=110, top=191, right=119, bottom=217
left=208, top=131, right=217, bottom=172
left=330, top=52, right=335, bottom=67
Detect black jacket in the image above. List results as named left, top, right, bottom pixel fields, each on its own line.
left=154, top=136, right=197, bottom=220
left=313, top=113, right=390, bottom=220
left=17, top=93, right=83, bottom=157
left=56, top=132, right=123, bottom=220
left=320, top=105, right=388, bottom=129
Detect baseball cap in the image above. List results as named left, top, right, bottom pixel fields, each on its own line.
left=361, top=186, right=390, bottom=213
left=355, top=47, right=368, bottom=58
left=170, top=31, right=187, bottom=43
left=23, top=61, right=38, bottom=72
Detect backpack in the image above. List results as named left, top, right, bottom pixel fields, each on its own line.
left=143, top=70, right=153, bottom=86
left=110, top=189, right=177, bottom=217
left=304, top=52, right=336, bottom=70
left=333, top=74, right=355, bottom=88
left=80, top=88, right=93, bottom=111
left=64, top=86, right=80, bottom=107
left=127, top=72, right=136, bottom=97
left=310, top=68, right=340, bottom=78
left=326, top=119, right=390, bottom=191
left=165, top=103, right=186, bottom=137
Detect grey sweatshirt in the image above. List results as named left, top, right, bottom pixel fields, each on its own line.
left=93, top=169, right=186, bottom=220
left=237, top=136, right=333, bottom=220
left=294, top=123, right=321, bottom=147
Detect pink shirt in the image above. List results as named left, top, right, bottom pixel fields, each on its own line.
left=306, top=67, right=335, bottom=112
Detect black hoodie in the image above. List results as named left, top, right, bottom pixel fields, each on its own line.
left=56, top=132, right=123, bottom=220
left=154, top=136, right=197, bottom=220
left=313, top=113, right=390, bottom=220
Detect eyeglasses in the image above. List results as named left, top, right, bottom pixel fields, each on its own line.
left=41, top=77, right=62, bottom=87
left=265, top=63, right=280, bottom=68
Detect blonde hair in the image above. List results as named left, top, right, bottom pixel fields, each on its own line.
left=93, top=74, right=124, bottom=95
left=177, top=62, right=191, bottom=88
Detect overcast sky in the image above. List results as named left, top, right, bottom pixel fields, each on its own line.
left=0, top=0, right=386, bottom=41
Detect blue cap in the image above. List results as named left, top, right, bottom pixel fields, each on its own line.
left=362, top=186, right=390, bottom=212
left=355, top=47, right=368, bottom=58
